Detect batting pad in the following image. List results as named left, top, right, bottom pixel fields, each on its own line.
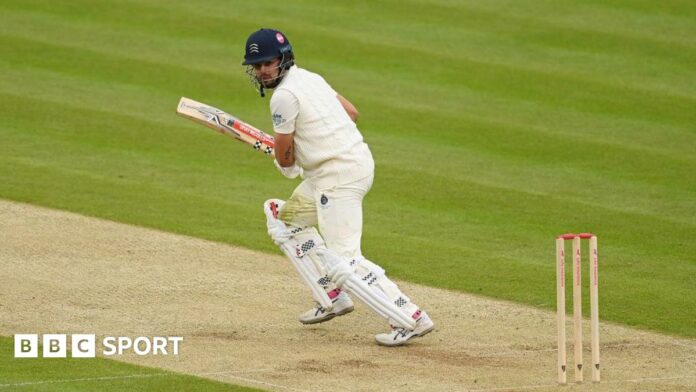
left=265, top=200, right=334, bottom=309
left=354, top=257, right=420, bottom=319
left=317, top=249, right=417, bottom=329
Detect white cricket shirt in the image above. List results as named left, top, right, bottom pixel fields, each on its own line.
left=270, top=65, right=374, bottom=188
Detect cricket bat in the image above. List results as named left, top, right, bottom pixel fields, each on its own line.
left=176, top=97, right=275, bottom=155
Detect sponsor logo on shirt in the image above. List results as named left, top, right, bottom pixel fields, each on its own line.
left=272, top=113, right=285, bottom=126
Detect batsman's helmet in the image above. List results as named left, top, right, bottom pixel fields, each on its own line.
left=242, top=28, right=293, bottom=65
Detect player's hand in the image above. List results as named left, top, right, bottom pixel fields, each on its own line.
left=268, top=225, right=292, bottom=246
left=264, top=199, right=292, bottom=245
left=274, top=159, right=303, bottom=179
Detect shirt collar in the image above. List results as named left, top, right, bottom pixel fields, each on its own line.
left=276, top=65, right=297, bottom=88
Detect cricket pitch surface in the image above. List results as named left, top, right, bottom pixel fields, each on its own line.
left=1, top=200, right=694, bottom=391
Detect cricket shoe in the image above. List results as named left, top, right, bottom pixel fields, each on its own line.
left=299, top=291, right=354, bottom=325
left=375, top=310, right=435, bottom=347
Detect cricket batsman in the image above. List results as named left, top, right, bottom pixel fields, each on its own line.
left=243, top=28, right=434, bottom=346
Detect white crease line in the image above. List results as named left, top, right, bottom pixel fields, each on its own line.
left=199, top=369, right=276, bottom=375
left=458, top=341, right=696, bottom=358
left=467, top=375, right=696, bottom=392
left=621, top=375, right=696, bottom=384
left=0, top=373, right=172, bottom=388
left=0, top=367, right=694, bottom=392
left=0, top=368, right=275, bottom=389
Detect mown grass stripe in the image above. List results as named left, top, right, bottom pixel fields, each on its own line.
left=1, top=88, right=693, bottom=229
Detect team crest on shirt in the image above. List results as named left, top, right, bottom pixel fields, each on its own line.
left=272, top=113, right=284, bottom=126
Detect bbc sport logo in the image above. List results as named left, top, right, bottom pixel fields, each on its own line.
left=14, top=334, right=183, bottom=358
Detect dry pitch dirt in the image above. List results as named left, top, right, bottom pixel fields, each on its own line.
left=1, top=200, right=694, bottom=391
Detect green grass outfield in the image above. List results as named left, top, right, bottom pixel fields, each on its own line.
left=1, top=0, right=695, bottom=389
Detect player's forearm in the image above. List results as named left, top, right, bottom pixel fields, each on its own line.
left=273, top=132, right=296, bottom=167
left=275, top=145, right=295, bottom=167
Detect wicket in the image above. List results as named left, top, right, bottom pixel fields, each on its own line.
left=556, top=233, right=600, bottom=384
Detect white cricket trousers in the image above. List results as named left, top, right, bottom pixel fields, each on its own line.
left=277, top=174, right=373, bottom=260
left=278, top=174, right=424, bottom=320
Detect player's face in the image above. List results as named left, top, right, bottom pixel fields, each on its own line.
left=252, top=58, right=281, bottom=87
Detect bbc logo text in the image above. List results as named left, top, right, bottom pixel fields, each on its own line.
left=14, top=334, right=183, bottom=358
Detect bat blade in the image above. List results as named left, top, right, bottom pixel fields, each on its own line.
left=176, top=97, right=275, bottom=155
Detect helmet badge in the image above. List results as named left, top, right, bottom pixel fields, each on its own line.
left=248, top=43, right=259, bottom=54
left=276, top=32, right=285, bottom=44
